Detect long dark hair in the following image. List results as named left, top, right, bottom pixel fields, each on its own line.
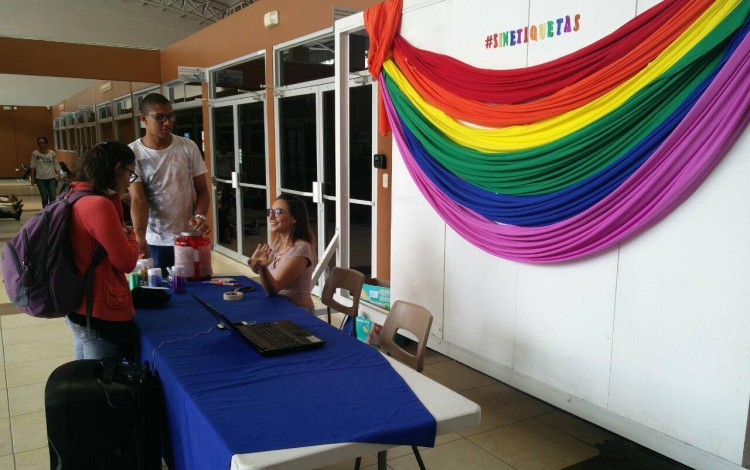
left=76, top=142, right=135, bottom=194
left=273, top=193, right=316, bottom=251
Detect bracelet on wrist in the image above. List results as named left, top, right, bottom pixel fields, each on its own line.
left=194, top=214, right=207, bottom=221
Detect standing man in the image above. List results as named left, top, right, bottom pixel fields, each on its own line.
left=30, top=136, right=61, bottom=207
left=128, top=93, right=210, bottom=271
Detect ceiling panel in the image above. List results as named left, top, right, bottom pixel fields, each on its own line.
left=0, top=0, right=254, bottom=106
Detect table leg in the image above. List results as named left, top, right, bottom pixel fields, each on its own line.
left=378, top=450, right=387, bottom=470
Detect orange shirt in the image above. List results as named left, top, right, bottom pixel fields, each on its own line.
left=68, top=182, right=140, bottom=321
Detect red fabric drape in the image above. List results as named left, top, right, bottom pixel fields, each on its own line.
left=391, top=0, right=713, bottom=126
left=365, top=0, right=403, bottom=135
left=392, top=0, right=691, bottom=103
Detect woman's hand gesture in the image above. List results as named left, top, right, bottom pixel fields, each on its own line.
left=248, top=243, right=272, bottom=273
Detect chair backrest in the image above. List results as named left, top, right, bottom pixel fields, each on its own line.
left=321, top=267, right=365, bottom=317
left=380, top=301, right=433, bottom=372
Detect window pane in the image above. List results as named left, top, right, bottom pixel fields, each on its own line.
left=238, top=102, right=266, bottom=185
left=174, top=107, right=204, bottom=157
left=278, top=35, right=335, bottom=87
left=323, top=200, right=336, bottom=253
left=279, top=95, right=316, bottom=192
left=216, top=181, right=238, bottom=251
left=240, top=187, right=268, bottom=258
left=212, top=57, right=266, bottom=99
left=349, top=30, right=370, bottom=73
left=350, top=85, right=372, bottom=201
left=323, top=90, right=335, bottom=197
left=350, top=203, right=371, bottom=276
left=170, top=83, right=203, bottom=104
left=212, top=107, right=235, bottom=180
left=115, top=97, right=133, bottom=116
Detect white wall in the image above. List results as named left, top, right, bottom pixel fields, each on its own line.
left=390, top=0, right=750, bottom=468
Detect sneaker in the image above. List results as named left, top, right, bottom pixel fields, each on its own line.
left=12, top=210, right=21, bottom=221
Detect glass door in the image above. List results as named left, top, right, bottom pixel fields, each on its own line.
left=277, top=82, right=374, bottom=277
left=211, top=98, right=269, bottom=261
left=347, top=83, right=374, bottom=276
left=237, top=101, right=268, bottom=259
left=212, top=105, right=238, bottom=254
left=277, top=84, right=335, bottom=260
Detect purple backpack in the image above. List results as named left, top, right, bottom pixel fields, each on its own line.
left=1, top=191, right=105, bottom=319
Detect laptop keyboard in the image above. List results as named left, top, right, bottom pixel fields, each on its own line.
left=247, top=323, right=301, bottom=348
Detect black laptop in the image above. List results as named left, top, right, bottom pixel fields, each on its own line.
left=192, top=295, right=325, bottom=356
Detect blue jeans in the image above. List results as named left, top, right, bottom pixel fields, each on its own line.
left=148, top=244, right=175, bottom=273
left=36, top=178, right=57, bottom=207
left=66, top=317, right=120, bottom=360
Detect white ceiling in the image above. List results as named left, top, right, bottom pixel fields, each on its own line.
left=0, top=0, right=237, bottom=106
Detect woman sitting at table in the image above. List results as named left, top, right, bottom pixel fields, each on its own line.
left=66, top=142, right=140, bottom=360
left=248, top=194, right=317, bottom=312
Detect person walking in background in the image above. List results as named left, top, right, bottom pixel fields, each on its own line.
left=128, top=93, right=210, bottom=272
left=30, top=136, right=60, bottom=207
left=248, top=194, right=317, bottom=312
left=66, top=142, right=140, bottom=360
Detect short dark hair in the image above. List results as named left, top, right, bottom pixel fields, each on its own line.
left=140, top=93, right=171, bottom=114
left=77, top=142, right=135, bottom=193
left=37, top=136, right=48, bottom=144
left=274, top=193, right=316, bottom=249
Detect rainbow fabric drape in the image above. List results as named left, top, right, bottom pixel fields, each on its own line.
left=364, top=0, right=750, bottom=263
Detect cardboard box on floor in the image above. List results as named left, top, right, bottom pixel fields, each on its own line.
left=360, top=278, right=390, bottom=310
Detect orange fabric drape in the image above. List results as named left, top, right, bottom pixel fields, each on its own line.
left=364, top=0, right=403, bottom=135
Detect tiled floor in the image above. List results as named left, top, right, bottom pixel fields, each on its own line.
left=0, top=186, right=692, bottom=469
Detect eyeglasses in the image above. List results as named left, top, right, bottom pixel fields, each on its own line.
left=267, top=208, right=285, bottom=218
left=123, top=167, right=139, bottom=183
left=144, top=113, right=176, bottom=123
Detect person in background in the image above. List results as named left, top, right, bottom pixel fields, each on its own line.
left=18, top=164, right=31, bottom=181
left=0, top=201, right=23, bottom=211
left=66, top=142, right=140, bottom=360
left=0, top=194, right=20, bottom=203
left=128, top=93, right=210, bottom=272
left=248, top=194, right=317, bottom=312
left=30, top=136, right=61, bottom=207
left=57, top=161, right=73, bottom=195
left=0, top=207, right=22, bottom=221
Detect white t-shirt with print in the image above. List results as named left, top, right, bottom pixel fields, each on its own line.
left=129, top=135, right=207, bottom=246
left=30, top=150, right=60, bottom=180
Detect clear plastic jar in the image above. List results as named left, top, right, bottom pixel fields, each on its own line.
left=174, top=231, right=212, bottom=280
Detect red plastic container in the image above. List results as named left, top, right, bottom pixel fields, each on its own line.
left=174, top=231, right=212, bottom=280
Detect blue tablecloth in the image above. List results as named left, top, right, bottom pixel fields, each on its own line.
left=134, top=278, right=436, bottom=470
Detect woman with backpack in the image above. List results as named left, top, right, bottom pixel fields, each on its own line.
left=66, top=142, right=141, bottom=360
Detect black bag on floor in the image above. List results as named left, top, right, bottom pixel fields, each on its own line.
left=45, top=358, right=163, bottom=470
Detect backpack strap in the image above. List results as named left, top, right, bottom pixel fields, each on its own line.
left=84, top=245, right=106, bottom=338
